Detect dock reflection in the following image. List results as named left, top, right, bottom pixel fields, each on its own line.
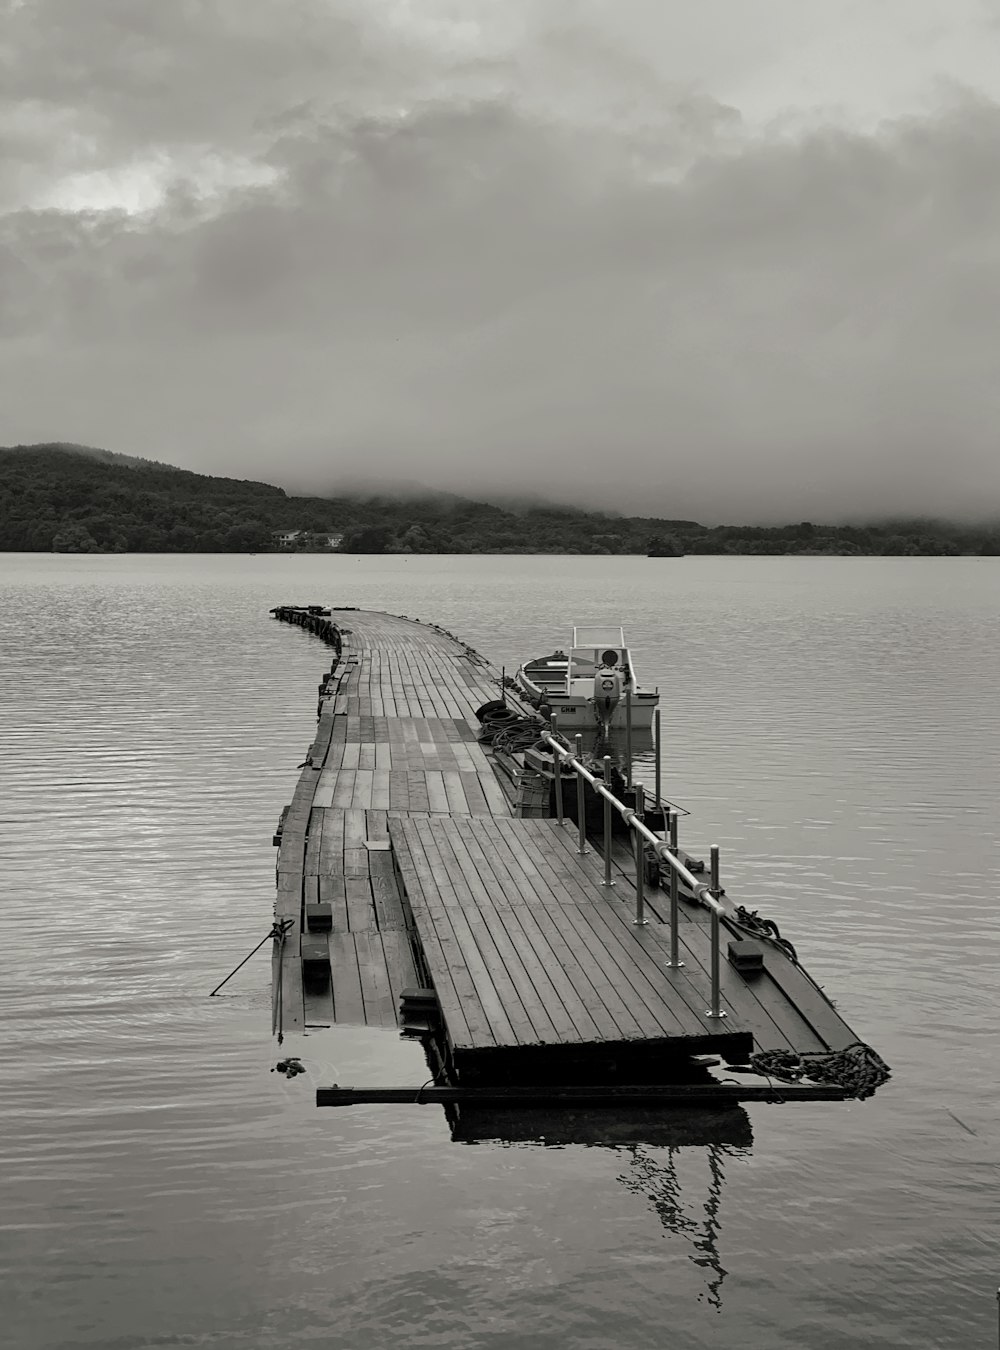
left=445, top=1101, right=751, bottom=1310
left=618, top=1141, right=737, bottom=1309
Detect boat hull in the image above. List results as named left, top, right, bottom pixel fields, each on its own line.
left=535, top=691, right=658, bottom=733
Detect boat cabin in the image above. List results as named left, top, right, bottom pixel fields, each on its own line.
left=566, top=626, right=637, bottom=697
left=515, top=625, right=658, bottom=736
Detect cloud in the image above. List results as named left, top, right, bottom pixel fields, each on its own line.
left=1, top=1, right=999, bottom=522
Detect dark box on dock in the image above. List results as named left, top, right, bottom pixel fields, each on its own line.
left=727, top=939, right=765, bottom=973
left=301, top=935, right=331, bottom=973
left=305, top=902, right=333, bottom=932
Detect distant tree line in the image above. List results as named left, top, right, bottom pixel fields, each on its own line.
left=2, top=444, right=998, bottom=556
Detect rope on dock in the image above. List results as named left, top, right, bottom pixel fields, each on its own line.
left=474, top=699, right=544, bottom=751
left=736, top=1043, right=892, bottom=1100
left=209, top=918, right=294, bottom=997
left=728, top=904, right=799, bottom=964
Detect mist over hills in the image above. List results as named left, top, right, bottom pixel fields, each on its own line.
left=1, top=443, right=997, bottom=555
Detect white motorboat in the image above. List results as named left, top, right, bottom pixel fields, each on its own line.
left=514, top=626, right=658, bottom=740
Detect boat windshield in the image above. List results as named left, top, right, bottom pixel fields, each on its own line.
left=568, top=627, right=633, bottom=689
left=573, top=626, right=625, bottom=647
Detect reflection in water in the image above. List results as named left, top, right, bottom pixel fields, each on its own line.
left=448, top=1102, right=751, bottom=1311
left=618, top=1143, right=743, bottom=1311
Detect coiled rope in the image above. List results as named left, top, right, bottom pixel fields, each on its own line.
left=727, top=904, right=799, bottom=964
left=475, top=699, right=543, bottom=751
left=737, top=1042, right=891, bottom=1100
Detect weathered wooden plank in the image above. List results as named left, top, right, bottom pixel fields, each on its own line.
left=433, top=820, right=565, bottom=1043
left=355, top=932, right=397, bottom=1026
left=748, top=946, right=859, bottom=1052
left=329, top=932, right=366, bottom=1024
left=514, top=825, right=707, bottom=1039
left=474, top=818, right=632, bottom=1040
left=390, top=823, right=484, bottom=1047
left=331, top=770, right=356, bottom=809
left=380, top=928, right=419, bottom=1011
left=400, top=820, right=518, bottom=1045
left=421, top=829, right=534, bottom=1046
left=347, top=770, right=370, bottom=809
left=345, top=875, right=376, bottom=932
left=425, top=772, right=450, bottom=813
left=318, top=874, right=348, bottom=932
left=467, top=821, right=617, bottom=1041
left=451, top=822, right=597, bottom=1043
left=442, top=772, right=470, bottom=815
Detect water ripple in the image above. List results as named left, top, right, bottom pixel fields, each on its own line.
left=1, top=554, right=998, bottom=1350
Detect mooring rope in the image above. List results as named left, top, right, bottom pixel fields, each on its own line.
left=727, top=904, right=799, bottom=964
left=210, top=918, right=294, bottom=998
left=733, top=1042, right=892, bottom=1100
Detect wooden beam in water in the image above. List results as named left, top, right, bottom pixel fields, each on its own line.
left=316, top=1083, right=849, bottom=1107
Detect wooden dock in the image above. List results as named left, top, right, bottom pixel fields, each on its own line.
left=271, top=606, right=886, bottom=1098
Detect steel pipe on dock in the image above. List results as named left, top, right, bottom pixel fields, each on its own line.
left=551, top=715, right=564, bottom=824
left=706, top=846, right=726, bottom=1018
left=654, top=706, right=661, bottom=807
left=538, top=732, right=724, bottom=915
left=625, top=688, right=633, bottom=785
left=633, top=784, right=647, bottom=925
left=601, top=756, right=615, bottom=887
left=540, top=731, right=728, bottom=1013
left=575, top=734, right=588, bottom=855
left=667, top=811, right=683, bottom=969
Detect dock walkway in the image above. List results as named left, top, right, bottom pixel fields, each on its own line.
left=273, top=609, right=522, bottom=1035
left=272, top=606, right=869, bottom=1088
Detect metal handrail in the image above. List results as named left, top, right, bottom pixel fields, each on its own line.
left=540, top=728, right=728, bottom=1019
left=539, top=730, right=723, bottom=914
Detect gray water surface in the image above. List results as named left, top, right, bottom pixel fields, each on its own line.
left=2, top=553, right=998, bottom=1349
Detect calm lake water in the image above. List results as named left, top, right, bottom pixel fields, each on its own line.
left=1, top=553, right=998, bottom=1350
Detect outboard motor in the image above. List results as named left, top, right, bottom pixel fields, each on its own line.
left=594, top=667, right=623, bottom=741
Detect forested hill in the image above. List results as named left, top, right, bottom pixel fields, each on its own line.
left=1, top=443, right=997, bottom=555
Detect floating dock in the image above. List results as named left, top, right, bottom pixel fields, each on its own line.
left=270, top=606, right=888, bottom=1105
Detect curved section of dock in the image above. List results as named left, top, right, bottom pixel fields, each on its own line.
left=271, top=605, right=882, bottom=1097
left=272, top=607, right=528, bottom=1040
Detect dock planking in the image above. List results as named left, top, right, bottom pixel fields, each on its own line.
left=272, top=607, right=875, bottom=1093
left=272, top=608, right=523, bottom=1037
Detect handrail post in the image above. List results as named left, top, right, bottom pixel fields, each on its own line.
left=633, top=783, right=647, bottom=925
left=653, top=706, right=661, bottom=808
left=666, top=810, right=683, bottom=968
left=625, top=688, right=633, bottom=786
left=575, top=734, right=588, bottom=855
left=705, top=845, right=726, bottom=1018
left=601, top=755, right=615, bottom=887
left=552, top=714, right=564, bottom=825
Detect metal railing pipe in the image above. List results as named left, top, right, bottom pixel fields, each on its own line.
left=538, top=731, right=726, bottom=915
left=706, top=845, right=725, bottom=1017
left=575, top=734, right=588, bottom=855
left=551, top=715, right=564, bottom=824
left=625, top=688, right=633, bottom=785
left=667, top=811, right=683, bottom=968
left=601, top=756, right=615, bottom=887
left=633, top=784, right=646, bottom=925
left=654, top=706, right=662, bottom=807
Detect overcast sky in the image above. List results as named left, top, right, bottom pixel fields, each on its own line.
left=3, top=0, right=1000, bottom=522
